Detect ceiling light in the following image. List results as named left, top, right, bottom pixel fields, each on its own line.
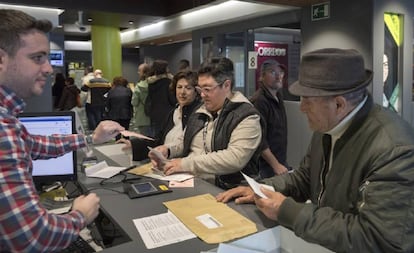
left=0, top=3, right=64, bottom=15
left=129, top=21, right=134, bottom=25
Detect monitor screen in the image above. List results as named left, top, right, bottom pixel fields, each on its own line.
left=18, top=111, right=77, bottom=185
left=49, top=50, right=64, bottom=67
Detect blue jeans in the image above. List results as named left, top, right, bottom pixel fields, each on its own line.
left=85, top=103, right=104, bottom=131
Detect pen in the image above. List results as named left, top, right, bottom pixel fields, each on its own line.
left=119, top=165, right=137, bottom=174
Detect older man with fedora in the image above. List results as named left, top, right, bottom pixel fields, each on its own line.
left=217, top=48, right=414, bottom=252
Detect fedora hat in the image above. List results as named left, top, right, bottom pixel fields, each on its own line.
left=289, top=48, right=373, bottom=96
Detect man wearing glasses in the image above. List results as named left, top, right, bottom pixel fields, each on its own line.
left=150, top=57, right=262, bottom=189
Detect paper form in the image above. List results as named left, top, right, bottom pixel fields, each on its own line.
left=84, top=161, right=126, bottom=179
left=241, top=173, right=275, bottom=199
left=133, top=211, right=196, bottom=249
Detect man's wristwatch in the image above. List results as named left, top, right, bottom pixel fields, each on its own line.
left=85, top=133, right=94, bottom=145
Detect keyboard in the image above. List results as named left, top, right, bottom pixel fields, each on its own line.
left=59, top=236, right=97, bottom=253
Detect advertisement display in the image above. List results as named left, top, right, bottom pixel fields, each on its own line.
left=383, top=13, right=402, bottom=114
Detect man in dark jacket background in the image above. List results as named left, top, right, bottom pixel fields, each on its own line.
left=217, top=48, right=414, bottom=252
left=81, top=69, right=111, bottom=131
left=145, top=60, right=176, bottom=135
left=250, top=59, right=288, bottom=178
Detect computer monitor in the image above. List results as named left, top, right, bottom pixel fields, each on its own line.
left=17, top=111, right=77, bottom=186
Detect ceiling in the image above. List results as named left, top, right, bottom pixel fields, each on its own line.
left=0, top=0, right=326, bottom=47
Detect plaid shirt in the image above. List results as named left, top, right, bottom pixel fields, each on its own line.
left=0, top=86, right=88, bottom=252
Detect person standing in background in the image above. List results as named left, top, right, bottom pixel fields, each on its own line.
left=131, top=63, right=152, bottom=136
left=81, top=66, right=94, bottom=88
left=57, top=77, right=80, bottom=111
left=52, top=72, right=65, bottom=110
left=105, top=76, right=133, bottom=137
left=250, top=59, right=288, bottom=178
left=81, top=69, right=111, bottom=131
left=177, top=59, right=191, bottom=72
left=79, top=65, right=94, bottom=105
left=145, top=60, right=176, bottom=135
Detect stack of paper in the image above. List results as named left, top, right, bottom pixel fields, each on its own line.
left=84, top=161, right=126, bottom=179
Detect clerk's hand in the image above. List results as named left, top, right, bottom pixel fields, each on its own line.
left=93, top=120, right=124, bottom=144
left=254, top=187, right=286, bottom=221
left=216, top=186, right=255, bottom=204
left=72, top=193, right=100, bottom=225
left=163, top=158, right=184, bottom=175
left=116, top=138, right=131, bottom=151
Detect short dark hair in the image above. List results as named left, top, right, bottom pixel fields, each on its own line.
left=178, top=59, right=190, bottom=70
left=66, top=77, right=75, bottom=85
left=198, top=57, right=235, bottom=89
left=0, top=9, right=52, bottom=57
left=86, top=66, right=94, bottom=73
left=170, top=70, right=198, bottom=92
left=112, top=76, right=129, bottom=87
left=151, top=60, right=169, bottom=75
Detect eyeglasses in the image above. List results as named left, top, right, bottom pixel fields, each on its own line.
left=195, top=80, right=226, bottom=95
left=269, top=70, right=285, bottom=77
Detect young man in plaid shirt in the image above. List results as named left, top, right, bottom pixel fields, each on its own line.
left=0, top=9, right=124, bottom=252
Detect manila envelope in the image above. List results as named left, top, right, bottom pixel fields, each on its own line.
left=127, top=162, right=152, bottom=175
left=163, top=193, right=257, bottom=244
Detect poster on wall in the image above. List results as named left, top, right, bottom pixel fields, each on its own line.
left=383, top=13, right=402, bottom=114
left=254, top=41, right=291, bottom=96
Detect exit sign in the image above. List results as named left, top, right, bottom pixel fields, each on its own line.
left=312, top=2, right=330, bottom=21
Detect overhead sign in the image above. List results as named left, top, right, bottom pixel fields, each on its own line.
left=312, top=2, right=330, bottom=21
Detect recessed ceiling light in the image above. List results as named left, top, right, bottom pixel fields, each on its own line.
left=129, top=21, right=134, bottom=25
left=87, top=18, right=92, bottom=22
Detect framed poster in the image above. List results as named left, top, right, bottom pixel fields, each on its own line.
left=383, top=13, right=403, bottom=114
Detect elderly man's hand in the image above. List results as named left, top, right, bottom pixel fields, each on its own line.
left=254, top=187, right=287, bottom=221
left=216, top=186, right=255, bottom=204
left=92, top=120, right=124, bottom=144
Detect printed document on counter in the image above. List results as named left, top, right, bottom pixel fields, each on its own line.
left=133, top=211, right=196, bottom=249
left=84, top=161, right=126, bottom=179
